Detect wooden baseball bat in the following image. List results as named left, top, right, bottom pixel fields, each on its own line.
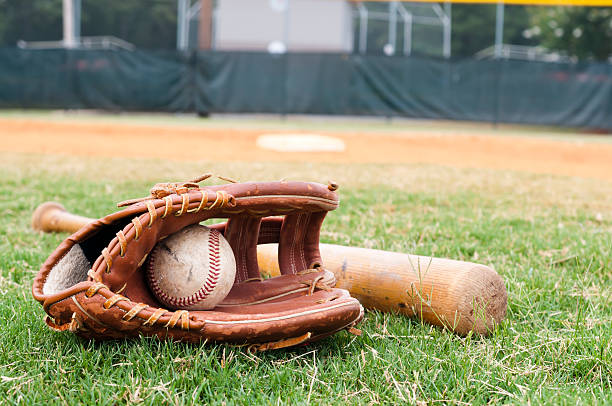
left=32, top=202, right=507, bottom=335
left=31, top=202, right=94, bottom=234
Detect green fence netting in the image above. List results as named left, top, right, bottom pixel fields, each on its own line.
left=1, top=48, right=611, bottom=129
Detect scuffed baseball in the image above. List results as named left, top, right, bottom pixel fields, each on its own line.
left=146, top=224, right=236, bottom=310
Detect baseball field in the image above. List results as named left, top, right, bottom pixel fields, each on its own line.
left=0, top=111, right=610, bottom=404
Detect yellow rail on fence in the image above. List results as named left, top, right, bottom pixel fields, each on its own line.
left=349, top=0, right=612, bottom=6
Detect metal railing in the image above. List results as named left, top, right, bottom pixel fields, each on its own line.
left=17, top=36, right=135, bottom=51
left=475, top=44, right=573, bottom=63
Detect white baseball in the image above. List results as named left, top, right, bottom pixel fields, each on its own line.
left=146, top=224, right=236, bottom=310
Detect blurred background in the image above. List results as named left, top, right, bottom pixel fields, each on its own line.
left=1, top=0, right=612, bottom=129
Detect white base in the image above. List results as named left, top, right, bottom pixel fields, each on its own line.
left=256, top=134, right=346, bottom=152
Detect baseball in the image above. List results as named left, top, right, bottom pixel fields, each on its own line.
left=146, top=224, right=236, bottom=310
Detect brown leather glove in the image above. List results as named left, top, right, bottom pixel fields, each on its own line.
left=32, top=177, right=363, bottom=351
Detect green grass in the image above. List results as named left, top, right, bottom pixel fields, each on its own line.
left=0, top=152, right=610, bottom=405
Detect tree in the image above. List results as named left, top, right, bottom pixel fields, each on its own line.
left=0, top=0, right=63, bottom=46
left=0, top=0, right=177, bottom=49
left=527, top=6, right=612, bottom=61
left=451, top=4, right=537, bottom=58
left=81, top=0, right=177, bottom=49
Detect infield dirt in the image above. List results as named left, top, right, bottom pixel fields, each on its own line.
left=1, top=116, right=610, bottom=181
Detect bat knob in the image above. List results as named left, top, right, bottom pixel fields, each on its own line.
left=32, top=202, right=67, bottom=232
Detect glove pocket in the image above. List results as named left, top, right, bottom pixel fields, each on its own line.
left=192, top=289, right=363, bottom=345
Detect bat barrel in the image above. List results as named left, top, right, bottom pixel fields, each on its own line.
left=258, top=243, right=507, bottom=336
left=31, top=202, right=93, bottom=234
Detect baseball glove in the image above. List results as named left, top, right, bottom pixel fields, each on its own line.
left=32, top=176, right=363, bottom=351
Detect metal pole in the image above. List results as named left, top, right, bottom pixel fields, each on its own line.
left=444, top=2, right=451, bottom=58
left=177, top=0, right=189, bottom=50
left=388, top=1, right=397, bottom=55
left=63, top=0, right=76, bottom=48
left=432, top=3, right=451, bottom=58
left=494, top=2, right=505, bottom=127
left=405, top=13, right=412, bottom=56
left=495, top=2, right=504, bottom=58
left=357, top=2, right=368, bottom=54
left=442, top=3, right=451, bottom=58
left=397, top=3, right=412, bottom=56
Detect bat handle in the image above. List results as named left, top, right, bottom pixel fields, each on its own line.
left=31, top=202, right=94, bottom=234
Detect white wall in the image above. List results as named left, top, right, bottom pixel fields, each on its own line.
left=215, top=0, right=353, bottom=52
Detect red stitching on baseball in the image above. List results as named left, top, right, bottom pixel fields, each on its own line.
left=147, top=228, right=223, bottom=308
